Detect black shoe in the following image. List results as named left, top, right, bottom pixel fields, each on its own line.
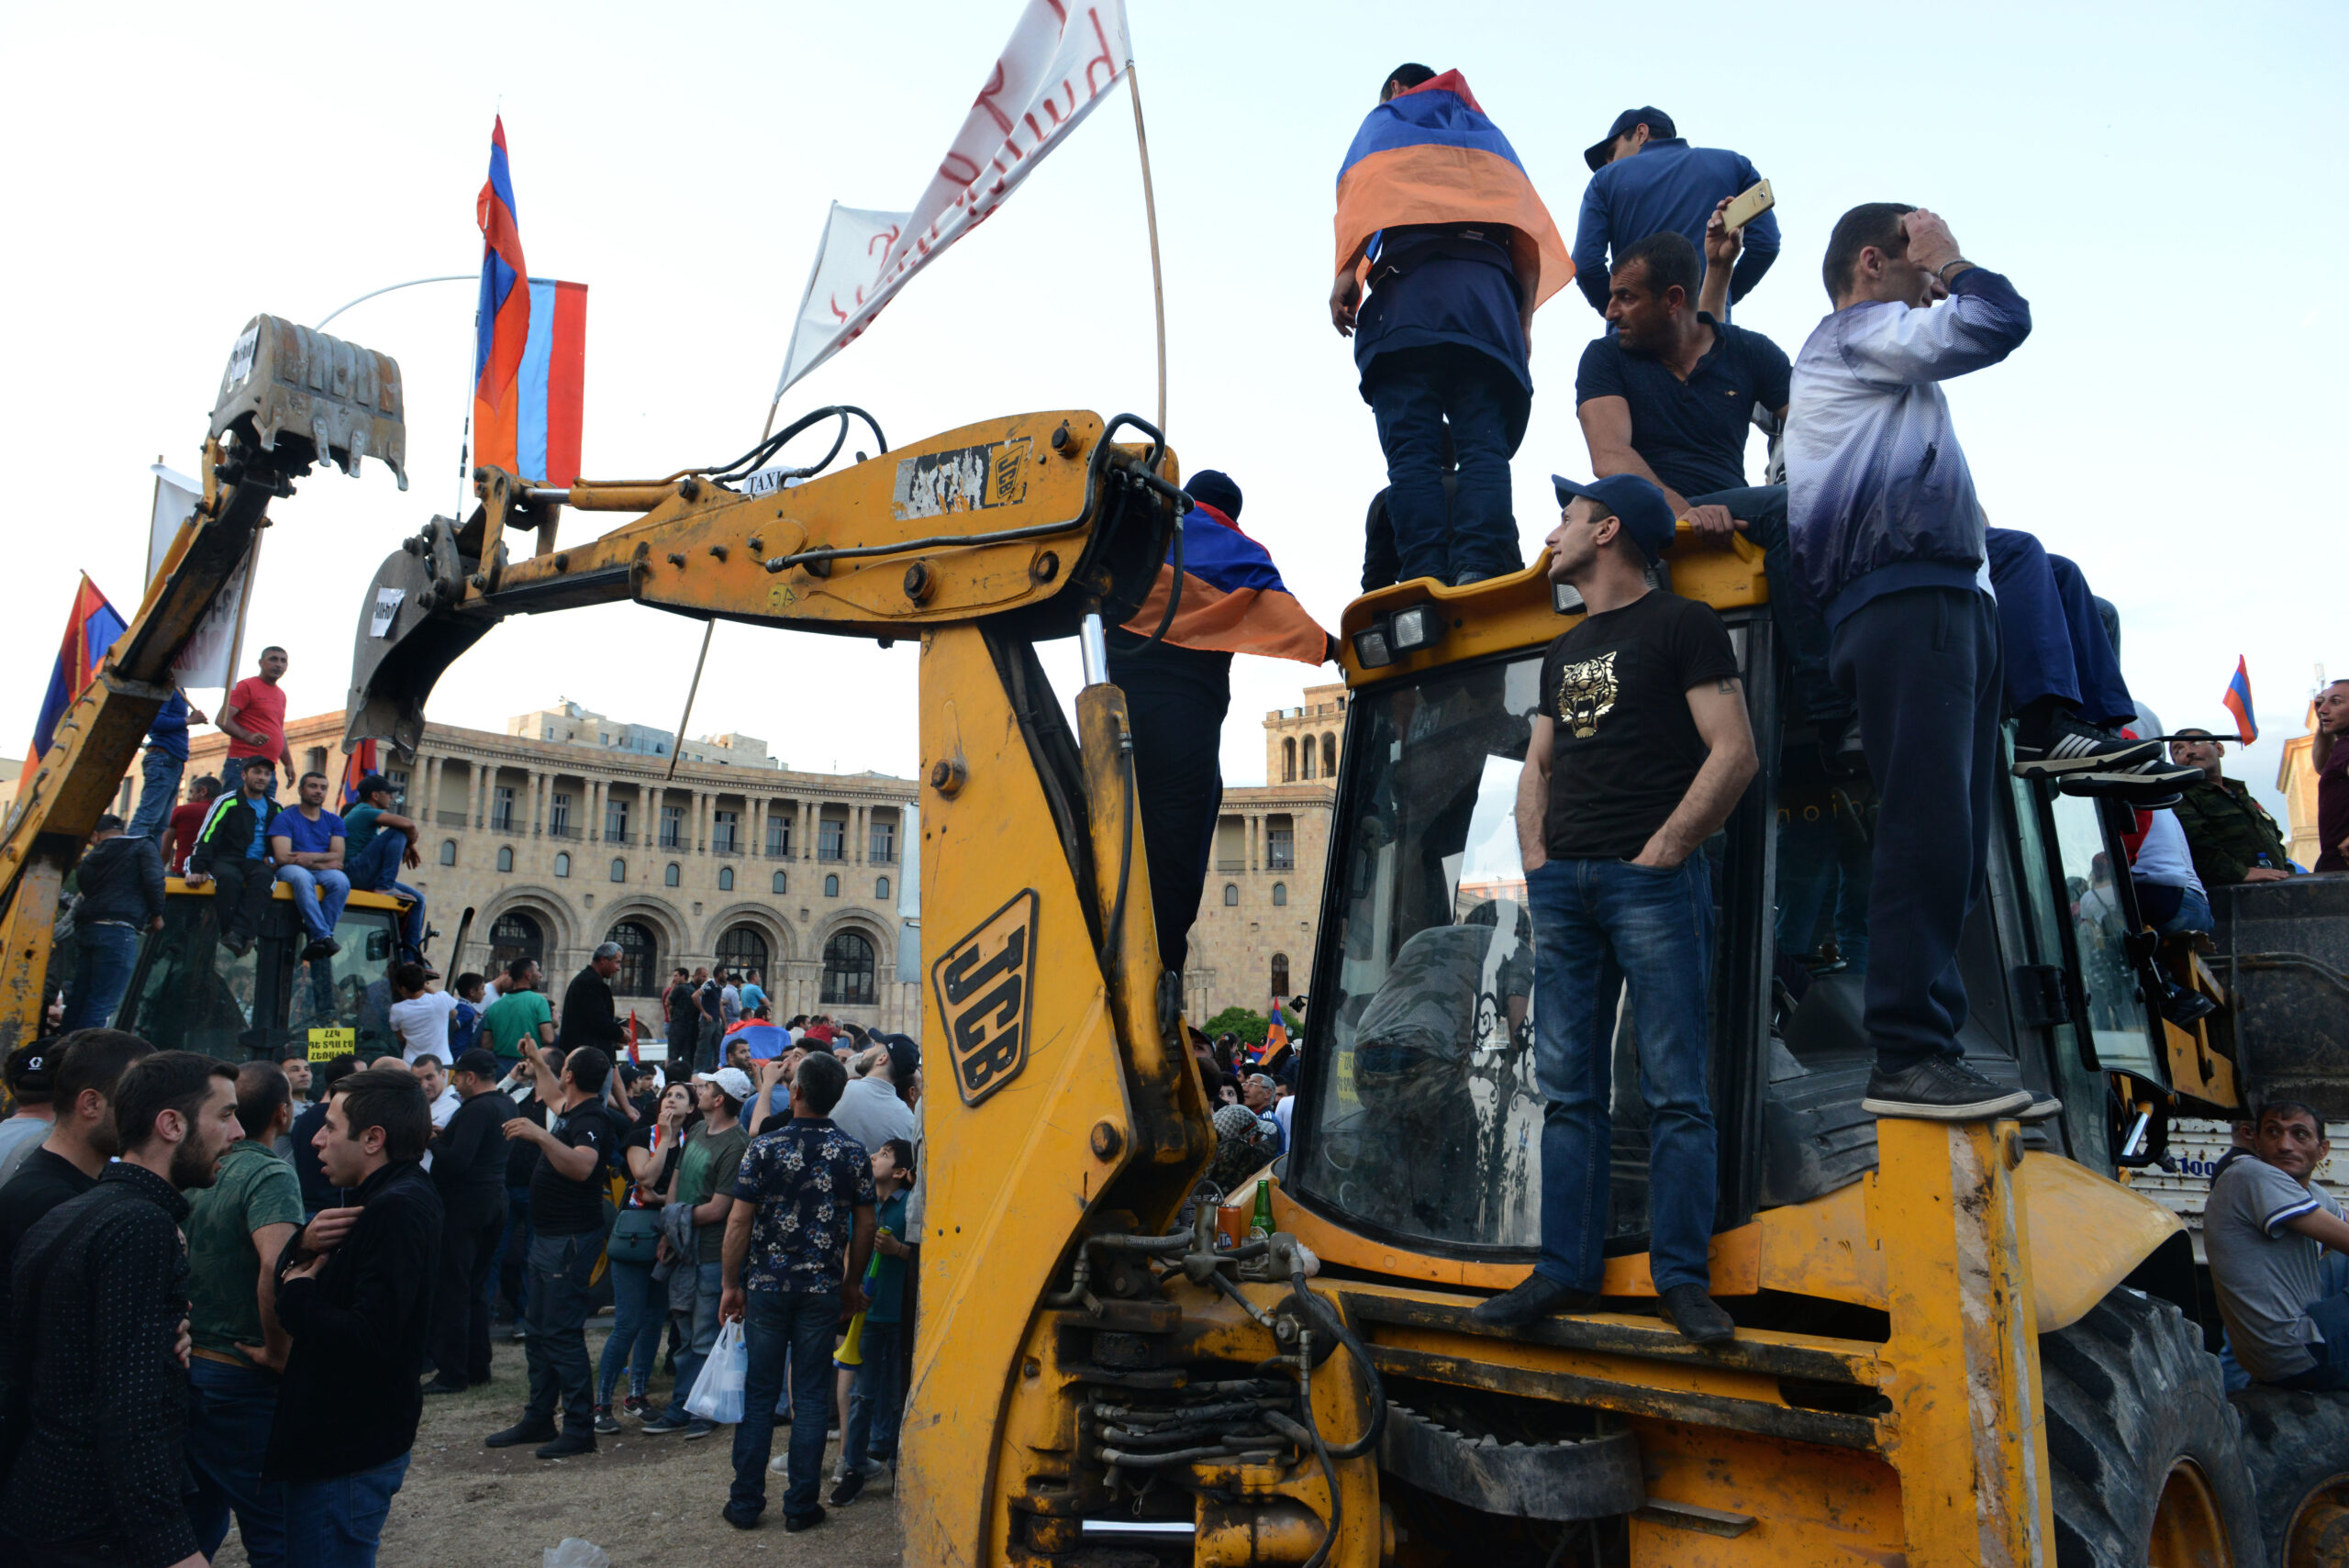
left=1468, top=1273, right=1601, bottom=1330
left=535, top=1429, right=596, bottom=1459
left=421, top=1378, right=468, bottom=1396
left=2018, top=1095, right=2064, bottom=1122
left=2012, top=716, right=2162, bottom=777
left=722, top=1505, right=763, bottom=1531
left=2054, top=767, right=2196, bottom=806
left=2161, top=986, right=2217, bottom=1027
left=1822, top=717, right=1867, bottom=779
left=220, top=931, right=254, bottom=959
left=1862, top=1056, right=2033, bottom=1121
left=828, top=1472, right=866, bottom=1507
left=783, top=1507, right=827, bottom=1534
left=485, top=1419, right=559, bottom=1449
left=1660, top=1284, right=1735, bottom=1346
left=318, top=937, right=341, bottom=959
left=593, top=1407, right=620, bottom=1434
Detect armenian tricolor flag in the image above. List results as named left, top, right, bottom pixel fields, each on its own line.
left=1333, top=70, right=1572, bottom=312
left=2222, top=656, right=2257, bottom=745
left=1119, top=503, right=1330, bottom=664
left=19, top=575, right=127, bottom=793
left=339, top=738, right=379, bottom=807
left=473, top=120, right=589, bottom=488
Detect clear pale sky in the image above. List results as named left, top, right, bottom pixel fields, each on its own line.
left=2, top=2, right=2338, bottom=821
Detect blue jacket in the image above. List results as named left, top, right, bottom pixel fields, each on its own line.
left=1573, top=139, right=1779, bottom=313
left=1785, top=269, right=2032, bottom=625
left=143, top=692, right=192, bottom=762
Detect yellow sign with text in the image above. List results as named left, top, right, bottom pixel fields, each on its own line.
left=306, top=1028, right=356, bottom=1062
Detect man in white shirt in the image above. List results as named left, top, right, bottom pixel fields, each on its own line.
left=388, top=962, right=461, bottom=1064
left=411, top=1054, right=462, bottom=1129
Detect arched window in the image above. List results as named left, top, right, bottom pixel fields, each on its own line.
left=1271, top=953, right=1290, bottom=997
left=553, top=852, right=571, bottom=878
left=821, top=930, right=876, bottom=1006
left=718, top=866, right=735, bottom=892
left=490, top=911, right=543, bottom=973
left=1272, top=882, right=1287, bottom=907
left=495, top=845, right=514, bottom=873
left=439, top=840, right=457, bottom=866
left=1223, top=884, right=1239, bottom=906
left=605, top=920, right=657, bottom=995
left=824, top=873, right=840, bottom=897
left=1282, top=737, right=1296, bottom=783
left=664, top=862, right=681, bottom=887
left=1322, top=733, right=1337, bottom=776
left=876, top=876, right=890, bottom=900
left=772, top=870, right=787, bottom=895
left=1301, top=739, right=1314, bottom=780
left=609, top=858, right=627, bottom=883
left=718, top=924, right=769, bottom=983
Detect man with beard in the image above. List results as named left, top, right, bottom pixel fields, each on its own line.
left=2, top=1051, right=240, bottom=1566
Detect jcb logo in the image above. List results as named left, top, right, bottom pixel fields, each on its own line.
left=934, top=889, right=1038, bottom=1106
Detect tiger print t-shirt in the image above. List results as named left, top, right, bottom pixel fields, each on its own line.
left=1537, top=588, right=1739, bottom=860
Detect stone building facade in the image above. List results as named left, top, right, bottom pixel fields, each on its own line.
left=178, top=712, right=920, bottom=1037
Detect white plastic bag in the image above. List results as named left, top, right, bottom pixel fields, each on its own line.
left=544, top=1542, right=609, bottom=1568
left=685, top=1318, right=748, bottom=1424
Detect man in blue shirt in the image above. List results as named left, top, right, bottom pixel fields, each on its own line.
left=1573, top=108, right=1779, bottom=316
left=267, top=772, right=351, bottom=962
left=126, top=688, right=206, bottom=844
left=344, top=773, right=429, bottom=966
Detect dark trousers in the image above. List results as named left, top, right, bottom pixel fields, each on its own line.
left=1364, top=343, right=1524, bottom=585
left=1829, top=587, right=2003, bottom=1073
left=1106, top=632, right=1234, bottom=974
left=498, top=1186, right=533, bottom=1319
left=1982, top=528, right=2134, bottom=728
left=206, top=855, right=276, bottom=944
left=730, top=1287, right=842, bottom=1521
left=61, top=922, right=139, bottom=1033
left=431, top=1200, right=505, bottom=1385
left=1703, top=485, right=1849, bottom=732
left=187, top=1355, right=285, bottom=1568
left=522, top=1229, right=599, bottom=1430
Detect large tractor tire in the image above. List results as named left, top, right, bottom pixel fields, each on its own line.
left=2041, top=1287, right=2264, bottom=1567
left=2232, top=1384, right=2349, bottom=1567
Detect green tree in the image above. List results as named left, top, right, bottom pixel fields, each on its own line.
left=1203, top=1006, right=1268, bottom=1046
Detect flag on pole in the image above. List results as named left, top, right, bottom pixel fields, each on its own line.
left=626, top=1012, right=640, bottom=1067
left=1119, top=500, right=1330, bottom=664
left=2222, top=656, right=2257, bottom=744
left=19, top=575, right=128, bottom=793
left=340, top=739, right=379, bottom=807
left=775, top=0, right=1132, bottom=395
left=473, top=117, right=531, bottom=476
left=1263, top=994, right=1290, bottom=1059
left=512, top=278, right=588, bottom=488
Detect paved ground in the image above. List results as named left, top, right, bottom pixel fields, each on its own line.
left=212, top=1316, right=904, bottom=1567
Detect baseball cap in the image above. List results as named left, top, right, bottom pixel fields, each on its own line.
left=5, top=1044, right=56, bottom=1100
left=1584, top=106, right=1675, bottom=172
left=1553, top=473, right=1676, bottom=562
left=452, top=1048, right=501, bottom=1080
left=694, top=1066, right=756, bottom=1103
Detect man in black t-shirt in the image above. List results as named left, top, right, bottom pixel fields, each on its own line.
left=488, top=1046, right=618, bottom=1459
left=1473, top=473, right=1756, bottom=1346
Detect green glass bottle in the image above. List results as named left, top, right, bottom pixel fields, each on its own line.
left=1250, top=1180, right=1275, bottom=1241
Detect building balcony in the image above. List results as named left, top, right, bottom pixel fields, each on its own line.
left=604, top=828, right=630, bottom=843
left=489, top=818, right=520, bottom=836
left=764, top=845, right=792, bottom=860
left=1216, top=858, right=1246, bottom=873
left=714, top=843, right=743, bottom=857
left=436, top=810, right=469, bottom=827
left=548, top=824, right=580, bottom=840
left=658, top=836, right=683, bottom=851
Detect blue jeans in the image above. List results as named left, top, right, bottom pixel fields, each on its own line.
left=344, top=831, right=426, bottom=955
left=129, top=750, right=183, bottom=842
left=841, top=1318, right=906, bottom=1469
left=281, top=1452, right=407, bottom=1568
left=597, top=1258, right=662, bottom=1405
left=730, top=1287, right=842, bottom=1521
left=661, top=1260, right=726, bottom=1422
left=1529, top=855, right=1720, bottom=1295
left=275, top=863, right=351, bottom=942
left=2141, top=882, right=2213, bottom=940
left=523, top=1229, right=601, bottom=1431
left=187, top=1355, right=285, bottom=1568
left=1775, top=794, right=1870, bottom=969
left=62, top=921, right=141, bottom=1033
left=1363, top=343, right=1525, bottom=586
left=1984, top=528, right=2135, bottom=728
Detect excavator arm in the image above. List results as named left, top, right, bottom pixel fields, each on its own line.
left=0, top=317, right=405, bottom=1051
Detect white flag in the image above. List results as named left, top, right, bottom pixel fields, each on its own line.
left=147, top=462, right=255, bottom=690
left=775, top=0, right=1131, bottom=395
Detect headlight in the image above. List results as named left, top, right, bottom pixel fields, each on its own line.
left=1553, top=583, right=1586, bottom=616
left=1353, top=628, right=1393, bottom=669
left=1390, top=604, right=1439, bottom=651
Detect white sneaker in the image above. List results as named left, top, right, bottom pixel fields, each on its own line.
left=768, top=1453, right=790, bottom=1475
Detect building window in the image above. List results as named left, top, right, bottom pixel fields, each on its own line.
left=490, top=911, right=543, bottom=973
left=496, top=845, right=514, bottom=873
left=876, top=875, right=890, bottom=901
left=718, top=924, right=769, bottom=983
left=821, top=930, right=876, bottom=1006
left=772, top=870, right=787, bottom=895
left=714, top=809, right=740, bottom=853
left=606, top=919, right=657, bottom=995
left=609, top=858, right=627, bottom=882
left=306, top=746, right=328, bottom=778
left=870, top=817, right=896, bottom=863
left=664, top=862, right=681, bottom=887
left=818, top=817, right=845, bottom=861
left=439, top=840, right=457, bottom=866
left=1283, top=737, right=1297, bottom=783
left=659, top=804, right=684, bottom=849
left=1271, top=953, right=1290, bottom=997
left=718, top=866, right=734, bottom=891
left=766, top=814, right=790, bottom=857
left=554, top=852, right=571, bottom=878
left=544, top=724, right=555, bottom=740
left=824, top=873, right=840, bottom=897
left=1267, top=816, right=1295, bottom=870
left=1223, top=884, right=1239, bottom=906
left=550, top=792, right=573, bottom=836
left=1272, top=882, right=1286, bottom=906
left=606, top=796, right=629, bottom=843
left=1322, top=733, right=1337, bottom=776
left=493, top=785, right=516, bottom=831
left=1301, top=739, right=1314, bottom=780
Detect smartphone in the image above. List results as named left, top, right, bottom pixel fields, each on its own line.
left=1722, top=178, right=1774, bottom=233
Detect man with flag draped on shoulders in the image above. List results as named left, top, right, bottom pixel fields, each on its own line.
left=1330, top=64, right=1573, bottom=589
left=1111, top=470, right=1330, bottom=977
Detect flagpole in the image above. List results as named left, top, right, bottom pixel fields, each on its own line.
left=663, top=621, right=716, bottom=784
left=1126, top=61, right=1168, bottom=442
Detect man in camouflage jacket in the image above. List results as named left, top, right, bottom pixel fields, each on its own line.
left=2170, top=729, right=2295, bottom=887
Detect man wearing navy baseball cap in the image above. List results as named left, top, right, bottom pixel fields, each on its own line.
left=1473, top=471, right=1757, bottom=1346
left=1572, top=107, right=1779, bottom=315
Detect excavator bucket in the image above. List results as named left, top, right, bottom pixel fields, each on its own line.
left=210, top=314, right=406, bottom=489
left=347, top=517, right=493, bottom=759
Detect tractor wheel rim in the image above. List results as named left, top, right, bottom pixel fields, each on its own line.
left=2146, top=1459, right=2228, bottom=1568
